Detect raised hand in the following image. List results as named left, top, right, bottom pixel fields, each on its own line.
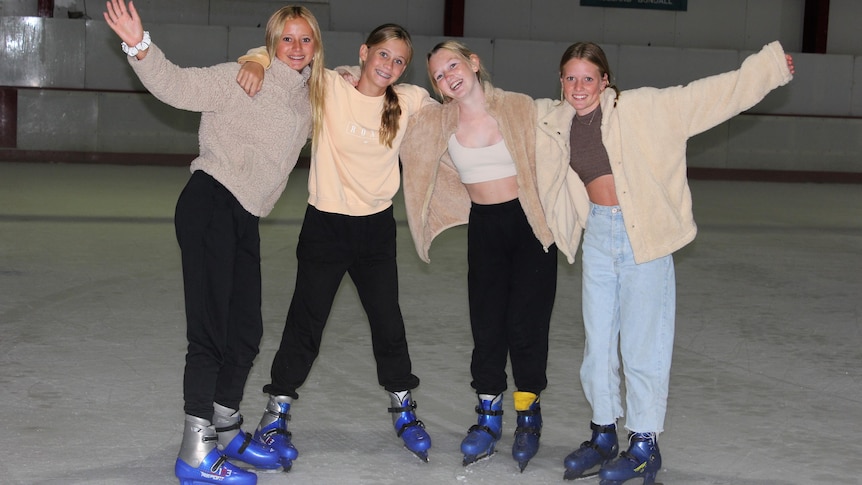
left=103, top=0, right=144, bottom=49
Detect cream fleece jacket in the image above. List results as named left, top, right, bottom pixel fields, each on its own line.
left=400, top=83, right=554, bottom=263
left=130, top=43, right=312, bottom=217
left=536, top=41, right=793, bottom=264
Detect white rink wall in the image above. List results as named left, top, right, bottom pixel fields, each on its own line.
left=1, top=0, right=861, bottom=173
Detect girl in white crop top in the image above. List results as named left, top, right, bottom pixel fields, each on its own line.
left=401, top=40, right=558, bottom=471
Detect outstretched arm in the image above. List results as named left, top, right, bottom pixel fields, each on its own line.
left=669, top=41, right=794, bottom=138
left=103, top=0, right=148, bottom=60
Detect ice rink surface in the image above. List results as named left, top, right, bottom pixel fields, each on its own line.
left=1, top=162, right=860, bottom=484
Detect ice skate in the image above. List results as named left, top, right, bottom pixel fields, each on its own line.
left=388, top=390, right=432, bottom=462
left=461, top=393, right=503, bottom=466
left=563, top=422, right=619, bottom=480
left=175, top=414, right=257, bottom=485
left=213, top=403, right=285, bottom=471
left=511, top=391, right=542, bottom=472
left=598, top=432, right=661, bottom=485
left=252, top=394, right=298, bottom=471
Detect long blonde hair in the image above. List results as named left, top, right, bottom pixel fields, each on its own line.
left=426, top=40, right=490, bottom=103
left=265, top=6, right=326, bottom=145
left=360, top=23, right=414, bottom=148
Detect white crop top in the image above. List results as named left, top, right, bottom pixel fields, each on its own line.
left=447, top=134, right=517, bottom=184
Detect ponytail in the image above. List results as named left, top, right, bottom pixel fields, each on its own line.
left=362, top=23, right=413, bottom=148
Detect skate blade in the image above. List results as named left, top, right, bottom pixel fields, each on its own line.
left=563, top=470, right=600, bottom=481
left=596, top=478, right=664, bottom=485
left=604, top=481, right=664, bottom=485
left=462, top=450, right=494, bottom=467
left=518, top=460, right=530, bottom=473
left=407, top=448, right=429, bottom=463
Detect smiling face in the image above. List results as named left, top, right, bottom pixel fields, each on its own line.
left=427, top=49, right=480, bottom=101
left=357, top=38, right=410, bottom=96
left=560, top=57, right=608, bottom=116
left=274, top=17, right=316, bottom=72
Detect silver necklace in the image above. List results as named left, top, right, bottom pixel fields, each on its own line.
left=576, top=109, right=597, bottom=126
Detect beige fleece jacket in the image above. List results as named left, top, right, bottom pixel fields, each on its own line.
left=536, top=41, right=793, bottom=264
left=400, top=83, right=555, bottom=263
left=130, top=43, right=311, bottom=217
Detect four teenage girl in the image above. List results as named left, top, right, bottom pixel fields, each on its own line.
left=107, top=2, right=795, bottom=481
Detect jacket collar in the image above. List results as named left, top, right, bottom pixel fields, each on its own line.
left=269, top=59, right=312, bottom=89
left=599, top=87, right=618, bottom=115
left=538, top=99, right=576, bottom=134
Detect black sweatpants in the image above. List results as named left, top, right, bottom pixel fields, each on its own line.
left=175, top=171, right=263, bottom=421
left=467, top=199, right=557, bottom=396
left=265, top=205, right=420, bottom=399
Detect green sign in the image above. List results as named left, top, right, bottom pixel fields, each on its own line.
left=580, top=0, right=688, bottom=11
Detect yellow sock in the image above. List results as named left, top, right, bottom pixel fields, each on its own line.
left=513, top=391, right=539, bottom=411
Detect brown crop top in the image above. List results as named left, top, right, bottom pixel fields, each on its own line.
left=569, top=106, right=611, bottom=185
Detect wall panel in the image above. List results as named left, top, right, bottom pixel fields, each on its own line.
left=2, top=3, right=861, bottom=174
left=18, top=90, right=98, bottom=150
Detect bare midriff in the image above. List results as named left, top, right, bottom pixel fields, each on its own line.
left=464, top=175, right=519, bottom=205
left=585, top=174, right=619, bottom=206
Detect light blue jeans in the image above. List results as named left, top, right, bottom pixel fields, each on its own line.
left=580, top=203, right=675, bottom=434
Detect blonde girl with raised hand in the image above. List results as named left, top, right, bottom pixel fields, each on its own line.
left=236, top=23, right=437, bottom=463
left=104, top=1, right=324, bottom=483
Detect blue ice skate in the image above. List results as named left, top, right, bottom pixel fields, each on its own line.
left=253, top=394, right=298, bottom=471
left=176, top=415, right=257, bottom=485
left=461, top=393, right=503, bottom=466
left=213, top=403, right=285, bottom=471
left=563, top=422, right=619, bottom=480
left=598, top=432, right=661, bottom=485
left=388, top=390, right=432, bottom=462
left=511, top=391, right=542, bottom=472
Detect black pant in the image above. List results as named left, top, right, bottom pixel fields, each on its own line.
left=265, top=205, right=420, bottom=399
left=467, top=199, right=557, bottom=396
left=175, top=171, right=263, bottom=421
